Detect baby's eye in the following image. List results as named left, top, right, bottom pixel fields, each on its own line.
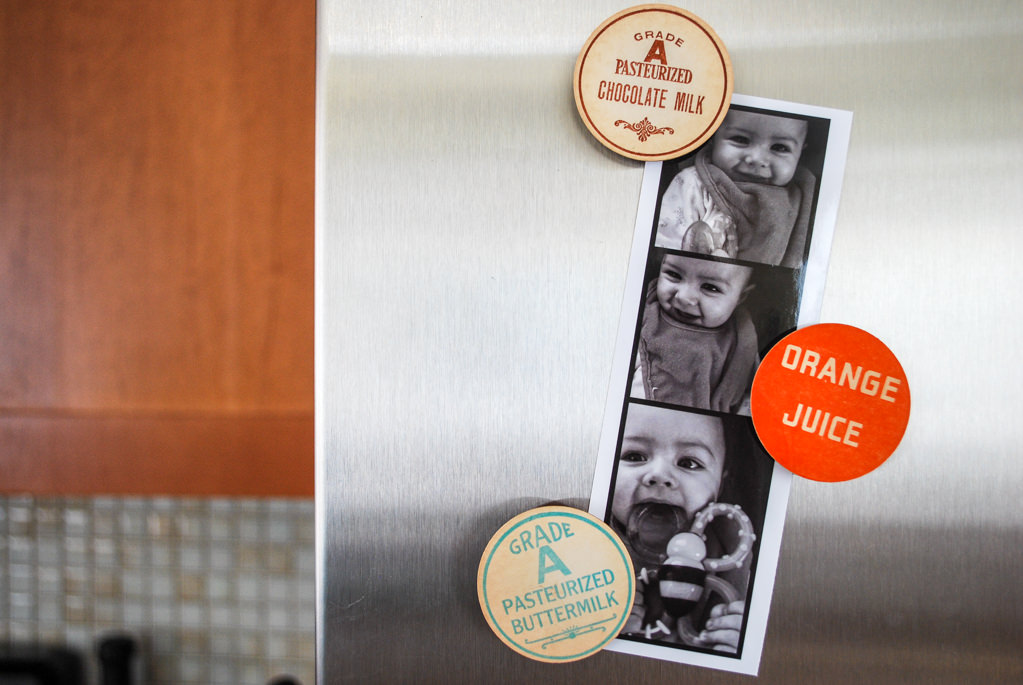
left=771, top=143, right=793, bottom=154
left=700, top=283, right=722, bottom=294
left=676, top=457, right=705, bottom=471
left=661, top=268, right=683, bottom=281
left=727, top=135, right=750, bottom=146
left=621, top=451, right=648, bottom=463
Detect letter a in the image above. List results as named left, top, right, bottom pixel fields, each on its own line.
left=537, top=545, right=572, bottom=584
left=643, top=40, right=668, bottom=65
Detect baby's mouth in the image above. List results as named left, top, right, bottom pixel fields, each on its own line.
left=669, top=309, right=700, bottom=325
left=625, top=502, right=690, bottom=566
left=732, top=168, right=770, bottom=184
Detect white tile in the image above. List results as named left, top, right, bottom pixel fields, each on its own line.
left=206, top=574, right=234, bottom=602
left=177, top=655, right=209, bottom=683
left=120, top=510, right=147, bottom=536
left=35, top=505, right=62, bottom=536
left=209, top=545, right=235, bottom=570
left=147, top=512, right=177, bottom=538
left=209, top=516, right=235, bottom=540
left=211, top=659, right=239, bottom=684
left=64, top=595, right=91, bottom=624
left=37, top=565, right=62, bottom=593
left=122, top=570, right=149, bottom=597
left=238, top=499, right=263, bottom=514
left=93, top=537, right=120, bottom=567
left=296, top=549, right=316, bottom=575
left=8, top=502, right=34, bottom=525
left=179, top=543, right=207, bottom=569
left=121, top=541, right=147, bottom=568
left=152, top=570, right=175, bottom=598
left=180, top=601, right=208, bottom=628
left=265, top=633, right=290, bottom=659
left=268, top=578, right=292, bottom=602
left=92, top=510, right=119, bottom=536
left=236, top=573, right=264, bottom=601
left=209, top=630, right=235, bottom=655
left=9, top=621, right=35, bottom=641
left=93, top=598, right=120, bottom=624
left=63, top=624, right=94, bottom=650
left=63, top=565, right=91, bottom=595
left=149, top=544, right=176, bottom=568
left=237, top=604, right=264, bottom=628
left=177, top=512, right=207, bottom=539
left=240, top=662, right=269, bottom=685
left=210, top=603, right=238, bottom=628
left=10, top=564, right=35, bottom=592
left=209, top=498, right=234, bottom=512
left=63, top=536, right=90, bottom=565
left=122, top=601, right=150, bottom=625
left=36, top=539, right=62, bottom=565
left=9, top=535, right=35, bottom=564
left=150, top=630, right=181, bottom=654
left=151, top=602, right=178, bottom=626
left=37, top=596, right=63, bottom=623
left=267, top=518, right=293, bottom=543
left=238, top=518, right=262, bottom=541
left=91, top=496, right=120, bottom=512
left=10, top=592, right=37, bottom=620
left=152, top=497, right=178, bottom=512
left=63, top=507, right=90, bottom=536
left=267, top=605, right=291, bottom=630
left=235, top=631, right=263, bottom=657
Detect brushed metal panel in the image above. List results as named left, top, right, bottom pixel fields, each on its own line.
left=318, top=2, right=1023, bottom=682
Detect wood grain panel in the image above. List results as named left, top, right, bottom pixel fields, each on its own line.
left=1, top=413, right=313, bottom=497
left=1, top=1, right=314, bottom=495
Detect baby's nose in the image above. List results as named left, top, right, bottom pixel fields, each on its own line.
left=744, top=147, right=771, bottom=169
left=643, top=464, right=677, bottom=488
left=674, top=285, right=697, bottom=304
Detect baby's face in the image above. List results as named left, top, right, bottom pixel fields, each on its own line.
left=656, top=254, right=752, bottom=329
left=710, top=111, right=807, bottom=186
left=612, top=404, right=725, bottom=528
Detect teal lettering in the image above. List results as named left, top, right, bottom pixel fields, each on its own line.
left=537, top=545, right=572, bottom=584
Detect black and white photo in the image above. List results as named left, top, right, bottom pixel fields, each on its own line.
left=629, top=250, right=800, bottom=414
left=653, top=105, right=831, bottom=268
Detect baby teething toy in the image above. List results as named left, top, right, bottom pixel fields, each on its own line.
left=625, top=501, right=756, bottom=643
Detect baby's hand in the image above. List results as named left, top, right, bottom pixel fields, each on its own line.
left=698, top=600, right=745, bottom=652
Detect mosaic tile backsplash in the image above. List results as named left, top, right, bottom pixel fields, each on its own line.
left=0, top=495, right=315, bottom=685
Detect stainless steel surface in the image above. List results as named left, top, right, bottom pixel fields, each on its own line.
left=317, top=2, right=1023, bottom=682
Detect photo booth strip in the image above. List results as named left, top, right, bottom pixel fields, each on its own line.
left=588, top=94, right=852, bottom=675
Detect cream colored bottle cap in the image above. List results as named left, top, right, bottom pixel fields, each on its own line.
left=574, top=4, right=733, bottom=161
left=477, top=506, right=634, bottom=662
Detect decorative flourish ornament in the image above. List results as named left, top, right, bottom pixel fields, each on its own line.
left=614, top=117, right=675, bottom=142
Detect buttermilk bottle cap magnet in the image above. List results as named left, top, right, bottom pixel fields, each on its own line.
left=573, top=4, right=733, bottom=161
left=477, top=506, right=634, bottom=662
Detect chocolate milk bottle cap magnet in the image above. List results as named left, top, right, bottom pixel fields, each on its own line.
left=574, top=4, right=733, bottom=161
left=477, top=506, right=634, bottom=662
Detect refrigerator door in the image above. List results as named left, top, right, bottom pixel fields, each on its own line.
left=317, top=2, right=1023, bottom=682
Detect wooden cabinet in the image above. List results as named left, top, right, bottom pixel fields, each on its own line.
left=1, top=1, right=314, bottom=495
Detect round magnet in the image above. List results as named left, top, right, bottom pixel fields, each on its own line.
left=477, top=506, right=634, bottom=662
left=750, top=324, right=911, bottom=482
left=573, top=4, right=733, bottom=161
